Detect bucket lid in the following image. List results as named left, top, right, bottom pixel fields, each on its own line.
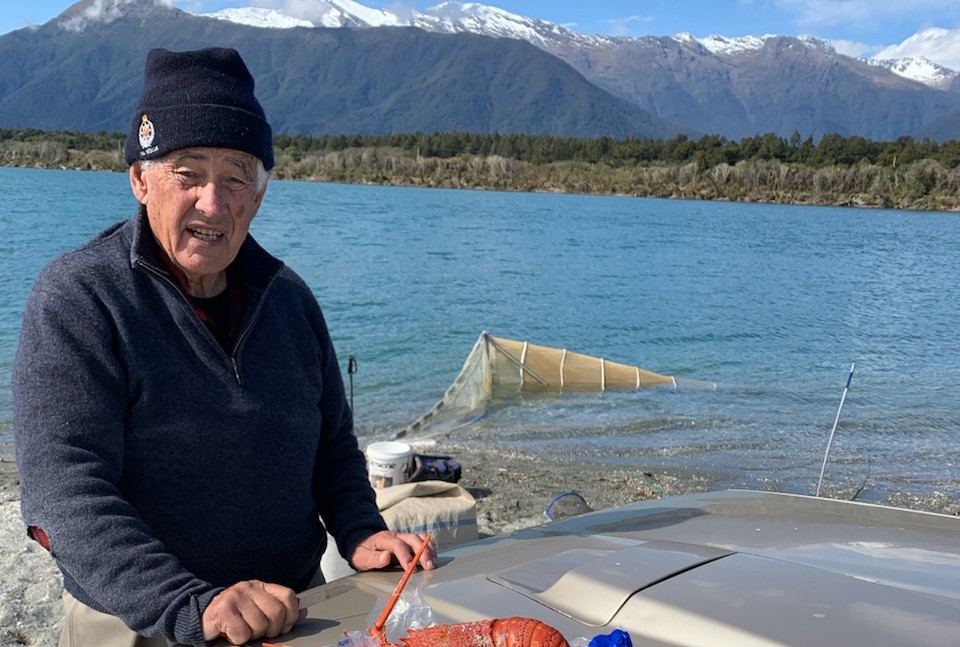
left=366, top=441, right=412, bottom=459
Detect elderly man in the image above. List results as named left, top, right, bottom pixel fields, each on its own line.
left=13, top=47, right=435, bottom=647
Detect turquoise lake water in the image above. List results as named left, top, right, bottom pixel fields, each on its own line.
left=1, top=166, right=958, bottom=502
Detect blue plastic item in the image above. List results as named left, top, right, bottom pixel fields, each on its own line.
left=588, top=629, right=633, bottom=647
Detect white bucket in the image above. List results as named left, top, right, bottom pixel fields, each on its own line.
left=366, top=441, right=412, bottom=489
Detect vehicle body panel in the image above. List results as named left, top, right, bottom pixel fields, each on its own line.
left=278, top=490, right=960, bottom=647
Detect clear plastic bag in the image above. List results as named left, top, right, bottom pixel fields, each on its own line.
left=335, top=579, right=439, bottom=647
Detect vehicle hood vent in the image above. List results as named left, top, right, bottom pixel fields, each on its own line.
left=488, top=539, right=731, bottom=626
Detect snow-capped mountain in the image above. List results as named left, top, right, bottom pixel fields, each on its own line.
left=3, top=0, right=681, bottom=139
left=23, top=0, right=960, bottom=141
left=692, top=33, right=837, bottom=57
left=200, top=1, right=957, bottom=88
left=409, top=2, right=611, bottom=48
left=202, top=0, right=611, bottom=47
left=60, top=0, right=960, bottom=90
left=202, top=8, right=313, bottom=30
left=58, top=0, right=175, bottom=31
left=867, top=56, right=958, bottom=89
left=206, top=0, right=403, bottom=29
left=194, top=0, right=960, bottom=139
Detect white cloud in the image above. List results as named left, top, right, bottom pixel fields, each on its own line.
left=250, top=0, right=333, bottom=23
left=601, top=14, right=654, bottom=37
left=385, top=1, right=415, bottom=22
left=247, top=0, right=301, bottom=12
left=829, top=38, right=884, bottom=59
left=874, top=27, right=960, bottom=70
left=62, top=0, right=175, bottom=31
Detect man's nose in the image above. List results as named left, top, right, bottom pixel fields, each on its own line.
left=195, top=180, right=228, bottom=214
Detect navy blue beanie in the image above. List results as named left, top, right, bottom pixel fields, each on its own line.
left=125, top=47, right=274, bottom=170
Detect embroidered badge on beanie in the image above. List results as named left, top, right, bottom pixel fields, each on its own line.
left=137, top=114, right=156, bottom=152
left=124, top=47, right=274, bottom=170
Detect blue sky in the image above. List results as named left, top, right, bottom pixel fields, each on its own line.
left=5, top=0, right=960, bottom=67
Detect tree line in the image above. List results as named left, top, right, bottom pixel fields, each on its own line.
left=2, top=127, right=959, bottom=211
left=272, top=131, right=960, bottom=169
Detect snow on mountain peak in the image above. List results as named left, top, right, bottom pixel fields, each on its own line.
left=689, top=33, right=833, bottom=57
left=415, top=1, right=590, bottom=47
left=868, top=56, right=956, bottom=87
left=191, top=0, right=601, bottom=47
left=328, top=0, right=406, bottom=27
left=201, top=0, right=405, bottom=29
left=58, top=0, right=171, bottom=32
left=203, top=8, right=313, bottom=30
left=696, top=34, right=768, bottom=55
left=797, top=35, right=836, bottom=52
left=135, top=0, right=957, bottom=90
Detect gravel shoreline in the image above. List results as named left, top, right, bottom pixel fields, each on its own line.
left=1, top=442, right=956, bottom=647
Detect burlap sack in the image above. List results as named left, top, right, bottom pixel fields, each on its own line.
left=376, top=480, right=478, bottom=548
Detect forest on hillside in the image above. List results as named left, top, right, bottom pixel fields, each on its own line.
left=2, top=128, right=959, bottom=211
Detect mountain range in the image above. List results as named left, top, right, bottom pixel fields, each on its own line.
left=2, top=0, right=959, bottom=142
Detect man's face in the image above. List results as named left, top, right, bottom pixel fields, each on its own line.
left=130, top=147, right=266, bottom=294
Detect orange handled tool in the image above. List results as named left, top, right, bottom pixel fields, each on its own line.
left=370, top=534, right=432, bottom=641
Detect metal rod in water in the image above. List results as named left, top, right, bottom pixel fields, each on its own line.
left=816, top=363, right=856, bottom=497
left=348, top=354, right=358, bottom=413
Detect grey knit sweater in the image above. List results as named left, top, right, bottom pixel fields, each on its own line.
left=13, top=210, right=386, bottom=645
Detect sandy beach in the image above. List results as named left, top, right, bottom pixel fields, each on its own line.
left=1, top=442, right=956, bottom=647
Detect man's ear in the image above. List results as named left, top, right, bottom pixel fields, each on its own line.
left=129, top=164, right=148, bottom=204
left=254, top=182, right=268, bottom=211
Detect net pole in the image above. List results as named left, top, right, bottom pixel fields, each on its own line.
left=816, top=363, right=855, bottom=497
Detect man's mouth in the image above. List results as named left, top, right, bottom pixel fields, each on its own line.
left=189, top=227, right=223, bottom=242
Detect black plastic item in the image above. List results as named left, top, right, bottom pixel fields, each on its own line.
left=405, top=454, right=462, bottom=483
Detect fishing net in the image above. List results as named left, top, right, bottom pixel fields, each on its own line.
left=395, top=332, right=716, bottom=439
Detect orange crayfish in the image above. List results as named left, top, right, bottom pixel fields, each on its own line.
left=368, top=536, right=569, bottom=647
left=393, top=617, right=570, bottom=647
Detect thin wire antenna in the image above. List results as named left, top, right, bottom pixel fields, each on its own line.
left=816, top=363, right=856, bottom=497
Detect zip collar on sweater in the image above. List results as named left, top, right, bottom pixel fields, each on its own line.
left=127, top=206, right=286, bottom=382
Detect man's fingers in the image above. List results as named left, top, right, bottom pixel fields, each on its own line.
left=351, top=542, right=394, bottom=570
left=234, top=587, right=276, bottom=637
left=351, top=531, right=438, bottom=572
left=261, top=582, right=301, bottom=636
left=202, top=580, right=303, bottom=643
left=395, top=532, right=437, bottom=570
left=283, top=607, right=309, bottom=635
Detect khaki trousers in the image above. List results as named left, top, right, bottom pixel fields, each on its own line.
left=59, top=570, right=325, bottom=647
left=60, top=590, right=173, bottom=647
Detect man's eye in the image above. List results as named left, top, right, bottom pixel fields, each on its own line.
left=174, top=170, right=201, bottom=183
left=226, top=177, right=252, bottom=190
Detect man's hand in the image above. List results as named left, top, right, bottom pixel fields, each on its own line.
left=350, top=531, right=437, bottom=572
left=201, top=579, right=306, bottom=644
